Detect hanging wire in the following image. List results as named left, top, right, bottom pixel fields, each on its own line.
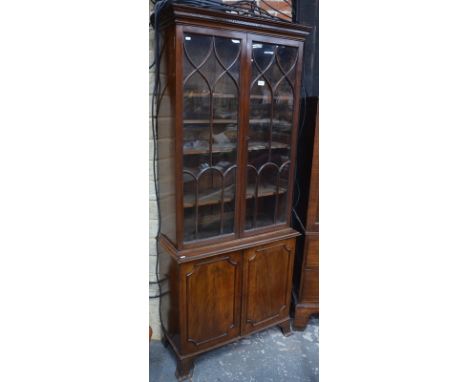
left=149, top=0, right=169, bottom=302
left=257, top=0, right=292, bottom=20
left=292, top=84, right=308, bottom=233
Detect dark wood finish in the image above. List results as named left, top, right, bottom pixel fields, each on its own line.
left=180, top=252, right=242, bottom=353
left=159, top=227, right=299, bottom=263
left=241, top=239, right=295, bottom=335
left=159, top=11, right=310, bottom=251
left=175, top=357, right=194, bottom=381
left=278, top=319, right=293, bottom=337
left=158, top=242, right=180, bottom=347
left=158, top=25, right=178, bottom=243
left=293, top=103, right=319, bottom=330
left=174, top=24, right=185, bottom=247
left=160, top=4, right=310, bottom=40
left=156, top=5, right=310, bottom=380
left=240, top=34, right=304, bottom=236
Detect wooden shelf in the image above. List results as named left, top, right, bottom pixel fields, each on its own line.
left=185, top=93, right=237, bottom=99
left=184, top=93, right=292, bottom=101
left=246, top=184, right=287, bottom=199
left=184, top=119, right=237, bottom=124
left=184, top=143, right=236, bottom=155
left=250, top=94, right=293, bottom=101
left=248, top=141, right=289, bottom=151
left=184, top=183, right=287, bottom=208
left=183, top=119, right=291, bottom=127
left=184, top=210, right=236, bottom=241
left=249, top=119, right=292, bottom=127
left=184, top=185, right=235, bottom=208
left=183, top=141, right=288, bottom=155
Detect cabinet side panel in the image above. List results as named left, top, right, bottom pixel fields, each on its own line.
left=157, top=27, right=177, bottom=242
left=301, top=267, right=319, bottom=303
left=306, top=106, right=319, bottom=231
left=158, top=242, right=180, bottom=348
left=298, top=234, right=319, bottom=303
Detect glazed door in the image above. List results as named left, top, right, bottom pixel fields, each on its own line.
left=243, top=35, right=303, bottom=234
left=180, top=27, right=246, bottom=244
left=180, top=252, right=242, bottom=354
left=241, top=239, right=295, bottom=335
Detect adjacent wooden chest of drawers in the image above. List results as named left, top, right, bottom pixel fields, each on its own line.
left=292, top=101, right=319, bottom=330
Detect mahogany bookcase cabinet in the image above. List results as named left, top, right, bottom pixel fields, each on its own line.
left=155, top=4, right=310, bottom=380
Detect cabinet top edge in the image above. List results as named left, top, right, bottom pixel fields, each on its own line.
left=159, top=228, right=300, bottom=263
left=159, top=4, right=312, bottom=40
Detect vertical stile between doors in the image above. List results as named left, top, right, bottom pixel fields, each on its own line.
left=174, top=25, right=185, bottom=249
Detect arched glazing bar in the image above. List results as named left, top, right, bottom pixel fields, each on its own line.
left=182, top=33, right=241, bottom=241
left=183, top=164, right=238, bottom=240
left=246, top=160, right=290, bottom=229
left=247, top=40, right=298, bottom=230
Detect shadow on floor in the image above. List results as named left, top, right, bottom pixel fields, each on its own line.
left=150, top=318, right=319, bottom=382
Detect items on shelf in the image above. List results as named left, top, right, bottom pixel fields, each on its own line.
left=183, top=139, right=209, bottom=151
left=213, top=132, right=230, bottom=145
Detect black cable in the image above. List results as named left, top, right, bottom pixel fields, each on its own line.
left=149, top=0, right=290, bottom=70
left=292, top=207, right=306, bottom=233
left=258, top=0, right=292, bottom=19
left=291, top=84, right=308, bottom=233
left=293, top=84, right=307, bottom=210
left=150, top=0, right=167, bottom=305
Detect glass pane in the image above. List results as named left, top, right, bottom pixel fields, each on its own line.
left=215, top=37, right=241, bottom=81
left=183, top=33, right=241, bottom=242
left=246, top=41, right=298, bottom=230
left=277, top=163, right=290, bottom=223
left=277, top=46, right=298, bottom=81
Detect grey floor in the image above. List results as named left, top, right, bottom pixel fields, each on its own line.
left=149, top=317, right=319, bottom=382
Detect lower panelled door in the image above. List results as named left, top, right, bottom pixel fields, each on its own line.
left=180, top=252, right=242, bottom=354
left=241, top=239, right=295, bottom=335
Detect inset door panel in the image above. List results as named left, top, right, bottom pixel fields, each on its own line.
left=241, top=239, right=295, bottom=334
left=181, top=252, right=242, bottom=353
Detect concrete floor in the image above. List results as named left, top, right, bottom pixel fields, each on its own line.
left=149, top=318, right=319, bottom=381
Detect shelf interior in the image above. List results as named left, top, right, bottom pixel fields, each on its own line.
left=184, top=119, right=237, bottom=124
left=183, top=183, right=287, bottom=208
left=183, top=141, right=289, bottom=155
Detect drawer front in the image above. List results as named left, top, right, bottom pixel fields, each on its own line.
left=241, top=238, right=296, bottom=335
left=301, top=266, right=319, bottom=303
left=180, top=252, right=242, bottom=354
left=305, top=234, right=319, bottom=268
